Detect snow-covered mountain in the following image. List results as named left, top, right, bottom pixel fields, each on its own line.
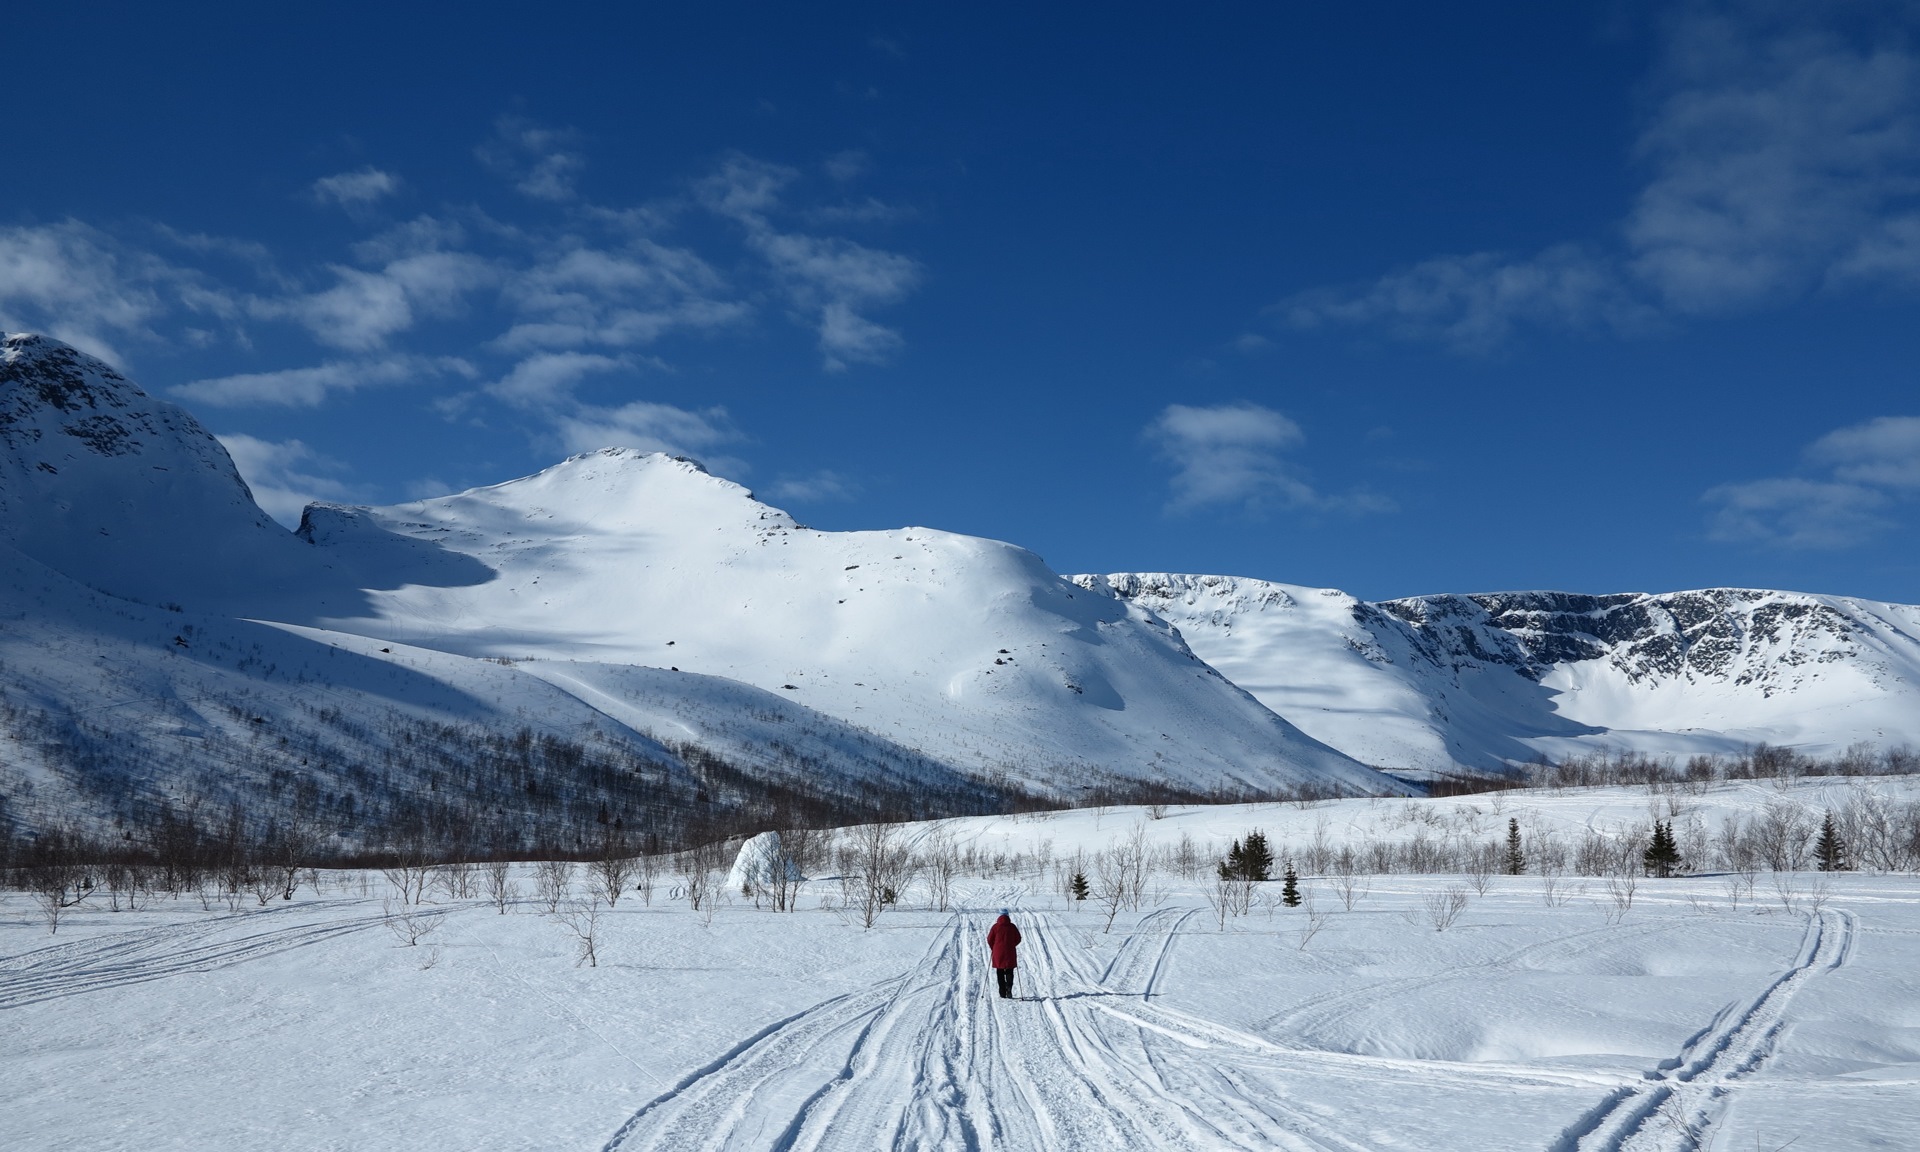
left=0, top=334, right=1393, bottom=835
left=1078, top=572, right=1920, bottom=777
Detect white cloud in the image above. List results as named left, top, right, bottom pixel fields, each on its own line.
left=487, top=350, right=626, bottom=406
left=494, top=240, right=746, bottom=352
left=477, top=115, right=585, bottom=201
left=549, top=398, right=741, bottom=463
left=697, top=154, right=921, bottom=369
left=1280, top=4, right=1920, bottom=349
left=1279, top=245, right=1657, bottom=352
left=216, top=433, right=361, bottom=527
left=1703, top=477, right=1892, bottom=550
left=1148, top=403, right=1314, bottom=511
left=767, top=470, right=860, bottom=503
left=256, top=252, right=496, bottom=350
left=1805, top=415, right=1920, bottom=489
left=1704, top=413, right=1920, bottom=549
left=312, top=168, right=401, bottom=208
left=172, top=355, right=472, bottom=408
left=0, top=221, right=229, bottom=366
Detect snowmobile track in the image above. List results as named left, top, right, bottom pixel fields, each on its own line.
left=602, top=904, right=1393, bottom=1152
left=1558, top=908, right=1855, bottom=1152
left=0, top=902, right=402, bottom=1010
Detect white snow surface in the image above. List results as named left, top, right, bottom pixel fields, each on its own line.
left=6, top=780, right=1919, bottom=1151
left=1081, top=572, right=1920, bottom=777
left=0, top=333, right=1390, bottom=811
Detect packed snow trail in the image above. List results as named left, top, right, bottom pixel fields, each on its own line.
left=0, top=902, right=403, bottom=1009
left=602, top=902, right=1397, bottom=1151
left=1563, top=909, right=1856, bottom=1152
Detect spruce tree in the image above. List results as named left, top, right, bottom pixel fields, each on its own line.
left=1218, top=839, right=1245, bottom=882
left=1816, top=812, right=1848, bottom=872
left=1243, top=831, right=1274, bottom=882
left=1504, top=817, right=1525, bottom=875
left=1069, top=870, right=1090, bottom=900
left=1642, top=820, right=1681, bottom=878
left=1281, top=861, right=1301, bottom=907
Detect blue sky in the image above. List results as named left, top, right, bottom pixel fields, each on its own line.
left=4, top=2, right=1918, bottom=602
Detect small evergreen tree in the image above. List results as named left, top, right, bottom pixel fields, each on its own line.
left=1504, top=817, right=1525, bottom=875
left=1242, top=831, right=1274, bottom=882
left=1642, top=820, right=1681, bottom=878
left=1218, top=831, right=1274, bottom=882
left=1218, top=839, right=1244, bottom=882
left=1069, top=870, right=1090, bottom=900
left=1815, top=812, right=1848, bottom=872
left=1281, top=861, right=1301, bottom=907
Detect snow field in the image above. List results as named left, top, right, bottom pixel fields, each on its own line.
left=6, top=785, right=1920, bottom=1151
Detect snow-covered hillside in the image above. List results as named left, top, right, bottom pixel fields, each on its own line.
left=1080, top=572, right=1920, bottom=777
left=0, top=334, right=1394, bottom=834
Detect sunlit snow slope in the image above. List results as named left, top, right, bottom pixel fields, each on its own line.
left=297, top=450, right=1382, bottom=794
left=0, top=333, right=1393, bottom=821
left=1080, top=572, right=1920, bottom=777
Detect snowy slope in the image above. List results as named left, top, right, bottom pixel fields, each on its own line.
left=1080, top=573, right=1920, bottom=776
left=295, top=450, right=1385, bottom=796
left=0, top=334, right=1395, bottom=828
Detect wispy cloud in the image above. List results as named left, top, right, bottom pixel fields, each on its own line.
left=0, top=221, right=232, bottom=367
left=1704, top=414, right=1920, bottom=549
left=697, top=154, right=921, bottom=370
left=215, top=433, right=363, bottom=526
left=767, top=470, right=860, bottom=504
left=253, top=252, right=498, bottom=350
left=477, top=115, right=585, bottom=201
left=174, top=355, right=473, bottom=407
left=312, top=167, right=401, bottom=208
left=1279, top=3, right=1920, bottom=349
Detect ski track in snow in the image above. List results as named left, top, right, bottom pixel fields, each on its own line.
left=600, top=899, right=1621, bottom=1152
left=0, top=901, right=411, bottom=1010
left=1561, top=909, right=1856, bottom=1152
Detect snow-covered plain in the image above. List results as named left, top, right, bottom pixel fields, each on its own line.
left=8, top=781, right=1918, bottom=1152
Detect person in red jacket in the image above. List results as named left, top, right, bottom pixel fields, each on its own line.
left=986, top=910, right=1021, bottom=999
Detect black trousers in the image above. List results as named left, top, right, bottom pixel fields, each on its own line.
left=995, top=967, right=1014, bottom=998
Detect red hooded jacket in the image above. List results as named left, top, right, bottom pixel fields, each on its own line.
left=987, top=914, right=1021, bottom=969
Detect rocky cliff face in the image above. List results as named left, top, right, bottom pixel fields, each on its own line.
left=1081, top=573, right=1920, bottom=776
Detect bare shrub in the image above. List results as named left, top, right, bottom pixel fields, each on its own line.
left=1601, top=872, right=1637, bottom=924
left=384, top=898, right=441, bottom=947
left=533, top=859, right=573, bottom=914
left=1330, top=868, right=1370, bottom=912
left=484, top=859, right=515, bottom=913
left=841, top=822, right=909, bottom=930
left=921, top=828, right=958, bottom=913
left=591, top=850, right=634, bottom=909
left=554, top=899, right=602, bottom=967
left=1423, top=886, right=1469, bottom=931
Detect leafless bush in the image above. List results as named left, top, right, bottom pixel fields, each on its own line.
left=591, top=851, right=634, bottom=909
left=1465, top=844, right=1495, bottom=895
left=1423, top=886, right=1469, bottom=931
left=921, top=828, right=958, bottom=912
left=1207, top=875, right=1254, bottom=929
left=634, top=852, right=659, bottom=906
left=1601, top=872, right=1637, bottom=924
left=533, top=859, right=574, bottom=914
left=1172, top=833, right=1200, bottom=881
left=554, top=899, right=602, bottom=967
left=1330, top=869, right=1370, bottom=912
left=841, top=822, right=909, bottom=930
left=383, top=855, right=433, bottom=906
left=434, top=861, right=478, bottom=901
left=484, top=859, right=515, bottom=913
left=1296, top=891, right=1330, bottom=950
left=383, top=898, right=441, bottom=947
